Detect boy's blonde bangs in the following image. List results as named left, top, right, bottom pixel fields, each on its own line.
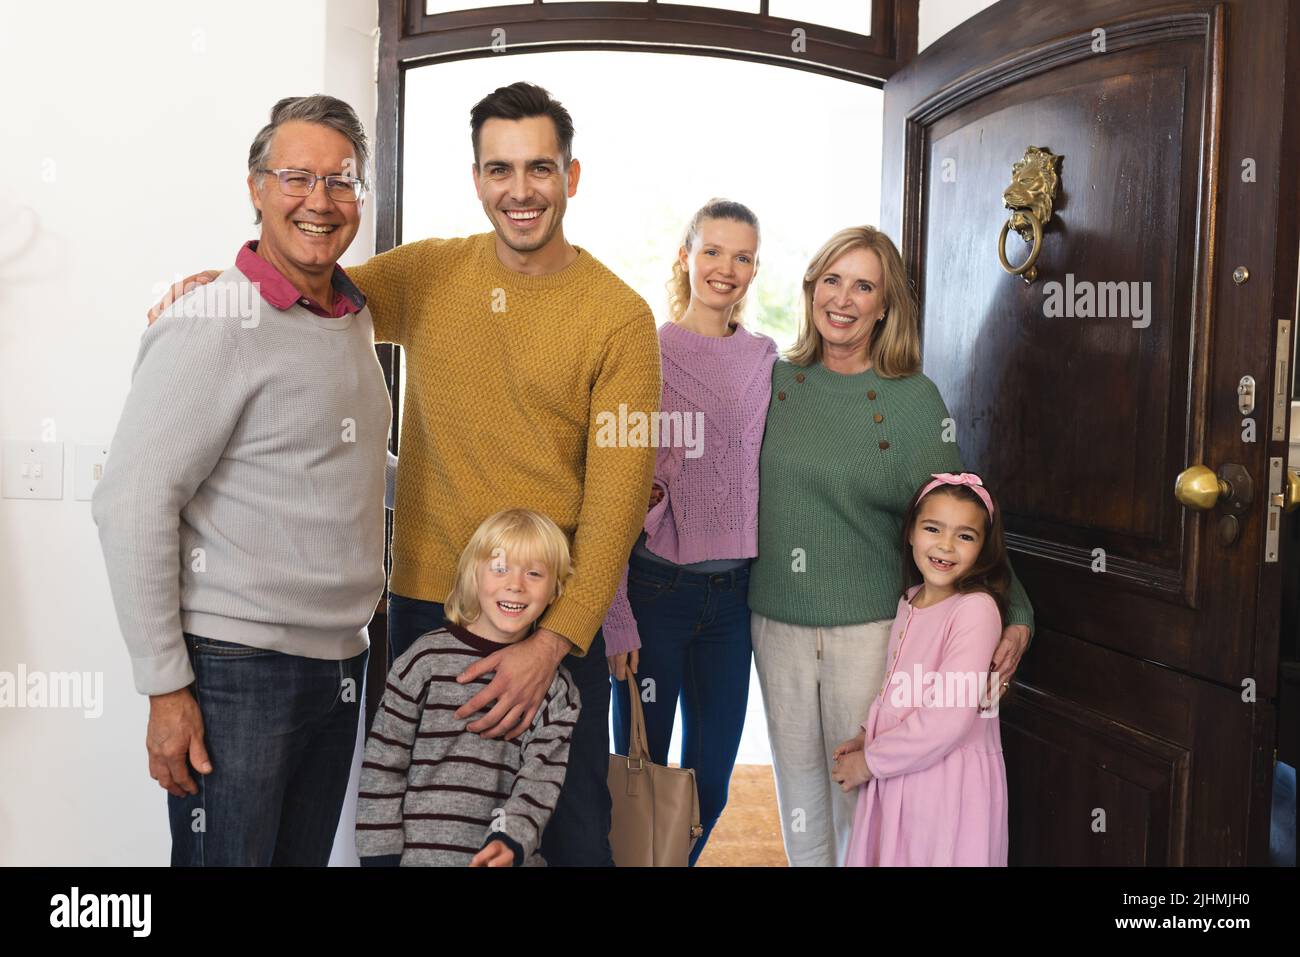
left=444, top=509, right=574, bottom=627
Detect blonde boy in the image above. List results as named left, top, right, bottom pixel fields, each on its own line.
left=355, top=509, right=580, bottom=866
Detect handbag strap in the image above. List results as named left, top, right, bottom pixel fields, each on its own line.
left=623, top=669, right=651, bottom=761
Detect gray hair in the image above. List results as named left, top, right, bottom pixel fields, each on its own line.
left=247, top=95, right=370, bottom=224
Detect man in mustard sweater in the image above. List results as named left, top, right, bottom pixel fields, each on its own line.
left=150, top=83, right=660, bottom=865
left=351, top=83, right=660, bottom=865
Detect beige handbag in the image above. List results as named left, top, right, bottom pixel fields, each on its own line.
left=607, top=672, right=703, bottom=866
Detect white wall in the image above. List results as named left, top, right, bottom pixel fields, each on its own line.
left=0, top=0, right=378, bottom=866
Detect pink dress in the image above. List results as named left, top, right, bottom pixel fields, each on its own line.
left=843, top=585, right=1008, bottom=866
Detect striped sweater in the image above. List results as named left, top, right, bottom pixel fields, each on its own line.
left=355, top=623, right=580, bottom=866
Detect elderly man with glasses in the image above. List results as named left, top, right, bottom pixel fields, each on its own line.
left=92, top=95, right=390, bottom=866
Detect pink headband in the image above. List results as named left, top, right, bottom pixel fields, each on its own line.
left=917, top=472, right=995, bottom=518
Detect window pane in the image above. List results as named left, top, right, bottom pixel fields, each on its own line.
left=660, top=0, right=761, bottom=11
left=425, top=0, right=531, bottom=15
left=768, top=0, right=871, bottom=36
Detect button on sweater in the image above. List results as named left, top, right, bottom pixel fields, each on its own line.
left=747, top=359, right=1033, bottom=631
left=601, top=320, right=777, bottom=653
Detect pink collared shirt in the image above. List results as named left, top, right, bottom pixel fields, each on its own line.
left=235, top=240, right=366, bottom=318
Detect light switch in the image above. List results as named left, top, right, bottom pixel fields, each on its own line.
left=75, top=444, right=110, bottom=501
left=2, top=439, right=64, bottom=500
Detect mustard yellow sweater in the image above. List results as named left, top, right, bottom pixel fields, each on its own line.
left=349, top=232, right=661, bottom=653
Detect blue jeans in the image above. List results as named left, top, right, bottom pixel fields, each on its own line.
left=610, top=553, right=752, bottom=866
left=387, top=592, right=614, bottom=866
left=167, top=633, right=367, bottom=866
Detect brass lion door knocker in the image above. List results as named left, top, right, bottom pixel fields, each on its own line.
left=997, top=146, right=1062, bottom=284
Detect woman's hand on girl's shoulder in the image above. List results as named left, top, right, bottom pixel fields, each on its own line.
left=984, top=623, right=1030, bottom=710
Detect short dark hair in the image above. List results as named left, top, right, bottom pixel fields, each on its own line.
left=898, top=479, right=1012, bottom=626
left=469, top=82, right=575, bottom=167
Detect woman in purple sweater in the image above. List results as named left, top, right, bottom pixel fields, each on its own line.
left=603, top=199, right=777, bottom=864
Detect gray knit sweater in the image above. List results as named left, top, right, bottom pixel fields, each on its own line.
left=92, top=265, right=392, bottom=694
left=355, top=623, right=580, bottom=866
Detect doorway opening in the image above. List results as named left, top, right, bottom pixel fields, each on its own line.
left=375, top=0, right=918, bottom=866
left=400, top=53, right=880, bottom=864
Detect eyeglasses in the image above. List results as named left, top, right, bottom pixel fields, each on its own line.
left=257, top=168, right=365, bottom=202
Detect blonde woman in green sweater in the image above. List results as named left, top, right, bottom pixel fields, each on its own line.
left=747, top=226, right=1034, bottom=867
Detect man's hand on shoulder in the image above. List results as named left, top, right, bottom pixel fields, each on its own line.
left=454, top=627, right=572, bottom=740
left=147, top=270, right=221, bottom=326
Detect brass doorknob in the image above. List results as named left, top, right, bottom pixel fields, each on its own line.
left=1283, top=468, right=1300, bottom=512
left=1174, top=464, right=1231, bottom=511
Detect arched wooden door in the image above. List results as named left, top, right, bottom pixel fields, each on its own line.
left=882, top=0, right=1297, bottom=864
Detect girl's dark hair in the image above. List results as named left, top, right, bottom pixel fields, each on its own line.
left=899, top=479, right=1011, bottom=625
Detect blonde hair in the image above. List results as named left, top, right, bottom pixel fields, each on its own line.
left=666, top=198, right=761, bottom=326
left=444, top=509, right=573, bottom=627
left=785, top=225, right=921, bottom=378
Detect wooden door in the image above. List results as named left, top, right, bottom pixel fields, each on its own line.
left=882, top=0, right=1299, bottom=864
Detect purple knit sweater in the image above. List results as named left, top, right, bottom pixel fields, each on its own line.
left=601, top=320, right=777, bottom=654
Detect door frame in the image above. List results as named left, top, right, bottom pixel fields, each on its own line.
left=364, top=0, right=919, bottom=718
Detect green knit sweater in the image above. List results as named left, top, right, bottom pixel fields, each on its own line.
left=748, top=359, right=1033, bottom=631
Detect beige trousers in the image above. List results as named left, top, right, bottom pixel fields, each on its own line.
left=751, top=611, right=892, bottom=867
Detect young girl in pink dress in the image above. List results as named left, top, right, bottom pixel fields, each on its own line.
left=833, top=472, right=1011, bottom=866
